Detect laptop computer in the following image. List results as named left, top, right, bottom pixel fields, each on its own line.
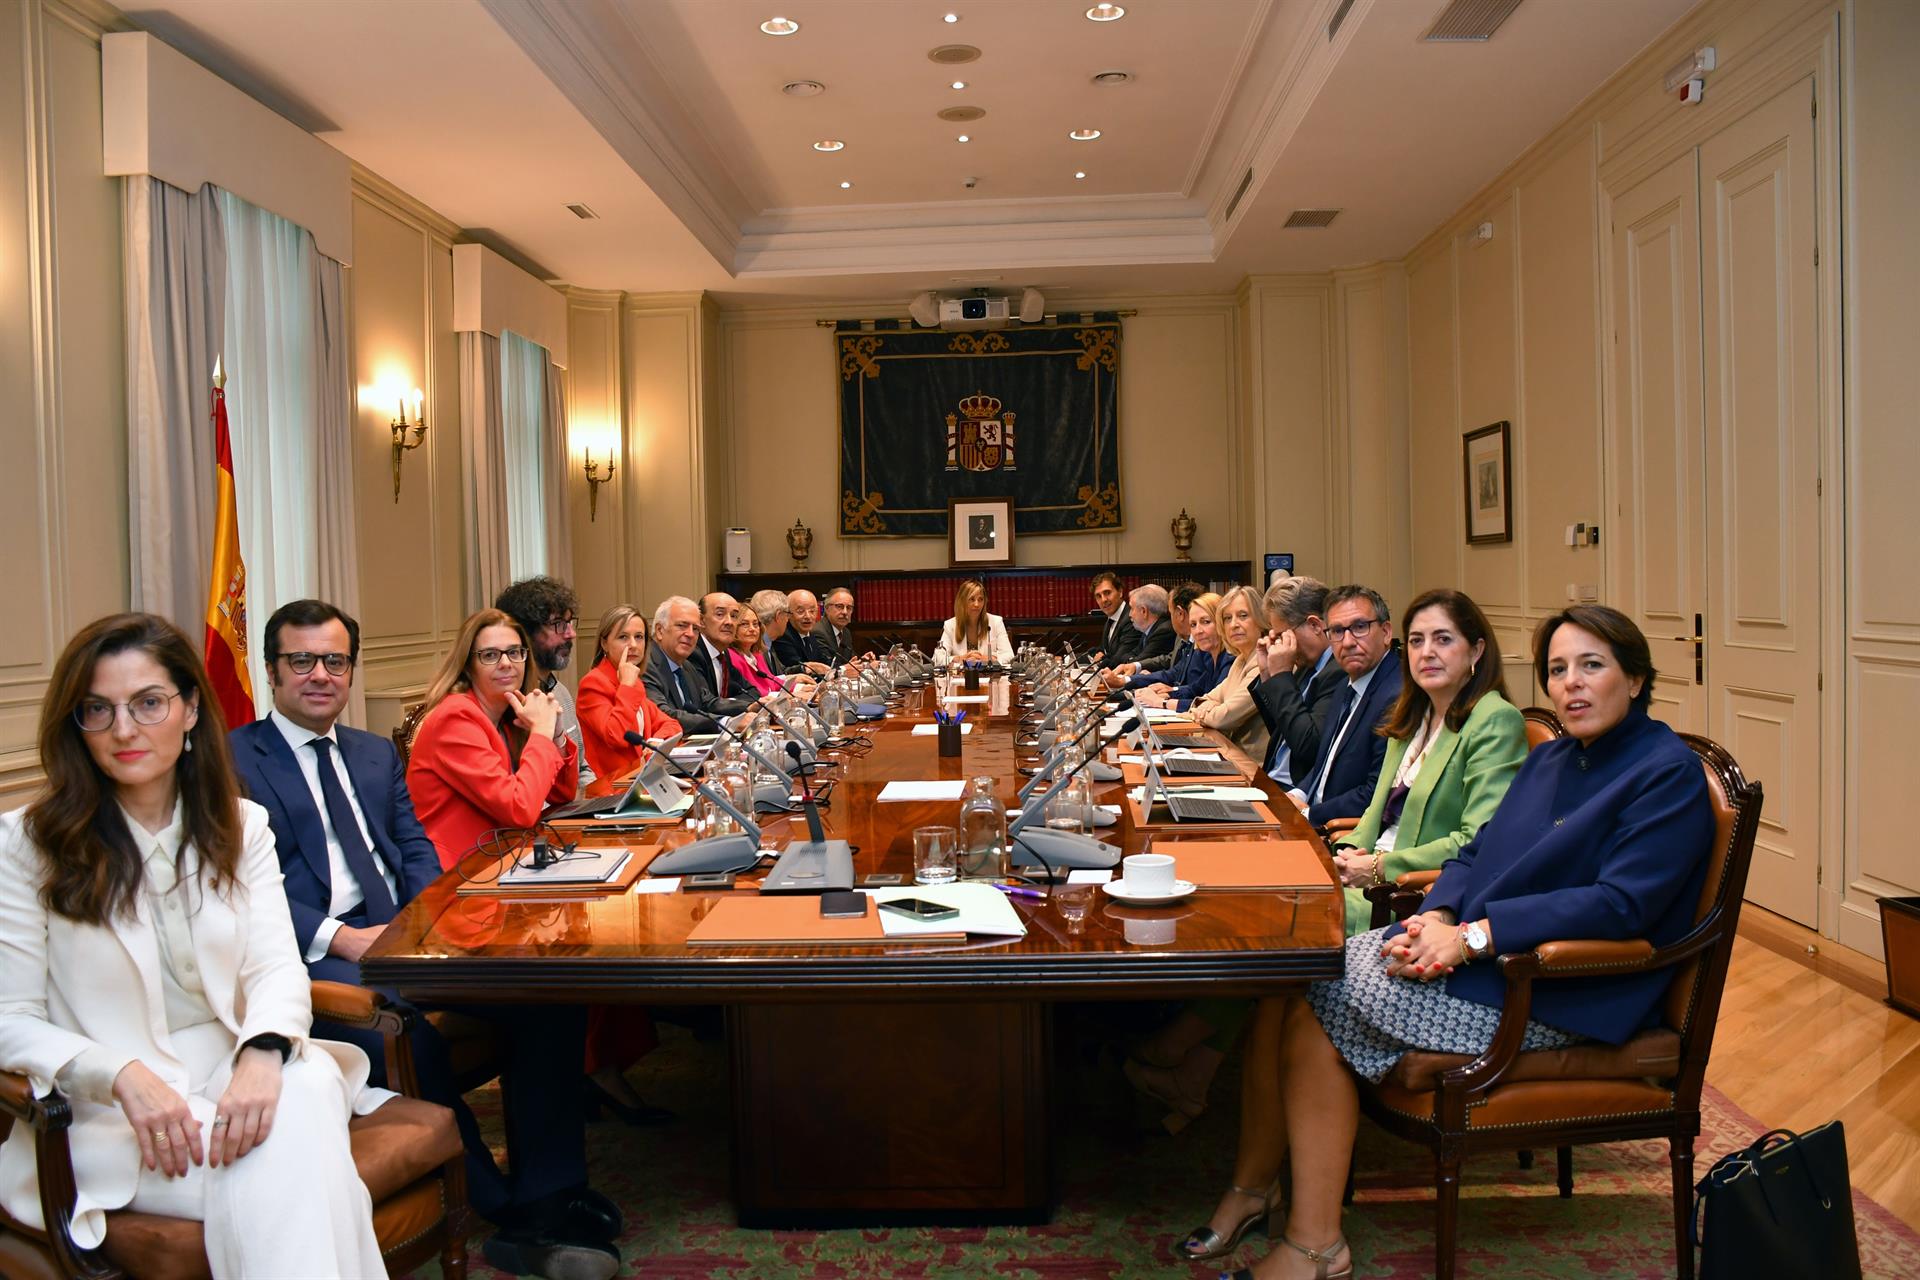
left=546, top=733, right=691, bottom=820
left=1140, top=741, right=1264, bottom=824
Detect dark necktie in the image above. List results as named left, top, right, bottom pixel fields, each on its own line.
left=1311, top=685, right=1362, bottom=802
left=308, top=738, right=396, bottom=924
left=711, top=649, right=729, bottom=697
left=674, top=663, right=697, bottom=709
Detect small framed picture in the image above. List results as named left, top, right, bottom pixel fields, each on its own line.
left=949, top=496, right=1015, bottom=567
left=1462, top=421, right=1512, bottom=545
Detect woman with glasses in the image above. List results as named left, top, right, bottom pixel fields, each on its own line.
left=576, top=603, right=683, bottom=782
left=405, top=609, right=578, bottom=869
left=0, top=614, right=397, bottom=1276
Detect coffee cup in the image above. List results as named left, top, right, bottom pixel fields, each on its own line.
left=1124, top=852, right=1176, bottom=896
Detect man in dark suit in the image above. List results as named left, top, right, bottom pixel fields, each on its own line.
left=1285, top=584, right=1404, bottom=827
left=822, top=586, right=859, bottom=665
left=689, top=592, right=757, bottom=708
left=773, top=588, right=839, bottom=672
left=230, top=600, right=620, bottom=1280
left=1252, top=576, right=1343, bottom=787
left=1127, top=584, right=1178, bottom=666
left=1090, top=571, right=1139, bottom=668
left=646, top=595, right=746, bottom=734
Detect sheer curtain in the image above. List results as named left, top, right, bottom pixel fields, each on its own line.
left=500, top=330, right=548, bottom=579
left=218, top=191, right=363, bottom=724
left=123, top=177, right=225, bottom=635
left=462, top=329, right=571, bottom=605
left=459, top=330, right=510, bottom=611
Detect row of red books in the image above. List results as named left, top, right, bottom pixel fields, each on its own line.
left=856, top=573, right=1155, bottom=624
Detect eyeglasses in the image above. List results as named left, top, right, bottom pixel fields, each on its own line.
left=541, top=614, right=577, bottom=633
left=474, top=646, right=529, bottom=666
left=75, top=689, right=181, bottom=733
left=280, top=651, right=352, bottom=676
left=1326, top=618, right=1384, bottom=642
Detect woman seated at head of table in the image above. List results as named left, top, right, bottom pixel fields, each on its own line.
left=405, top=608, right=577, bottom=870
left=932, top=578, right=1014, bottom=667
left=1172, top=584, right=1269, bottom=761
left=1325, top=587, right=1527, bottom=935
left=1181, top=605, right=1715, bottom=1279
left=575, top=603, right=683, bottom=783
left=0, top=613, right=398, bottom=1276
left=1133, top=592, right=1232, bottom=712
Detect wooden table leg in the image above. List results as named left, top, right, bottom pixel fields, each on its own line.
left=727, top=1000, right=1051, bottom=1226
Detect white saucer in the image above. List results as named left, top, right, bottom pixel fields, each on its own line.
left=1102, top=878, right=1197, bottom=906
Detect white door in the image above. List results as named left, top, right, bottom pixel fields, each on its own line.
left=1698, top=79, right=1822, bottom=925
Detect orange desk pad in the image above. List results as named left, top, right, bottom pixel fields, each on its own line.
left=1150, top=839, right=1335, bottom=891
left=686, top=895, right=965, bottom=946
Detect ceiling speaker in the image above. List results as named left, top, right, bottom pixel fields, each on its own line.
left=908, top=291, right=941, bottom=328
left=1019, top=288, right=1045, bottom=324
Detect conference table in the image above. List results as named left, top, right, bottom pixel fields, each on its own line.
left=362, top=674, right=1344, bottom=1226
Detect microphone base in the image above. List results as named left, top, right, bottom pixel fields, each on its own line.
left=648, top=834, right=763, bottom=876
left=760, top=839, right=856, bottom=894
left=1007, top=829, right=1122, bottom=870
left=1089, top=761, right=1124, bottom=782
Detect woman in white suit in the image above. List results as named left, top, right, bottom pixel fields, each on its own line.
left=0, top=613, right=391, bottom=1277
left=933, top=578, right=1014, bottom=666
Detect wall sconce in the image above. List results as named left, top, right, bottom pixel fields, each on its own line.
left=390, top=387, right=425, bottom=502
left=582, top=446, right=615, bottom=522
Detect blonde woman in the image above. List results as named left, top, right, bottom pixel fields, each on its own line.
left=1183, top=584, right=1270, bottom=760
left=576, top=603, right=682, bottom=783
left=1136, top=592, right=1232, bottom=711
left=933, top=579, right=1013, bottom=666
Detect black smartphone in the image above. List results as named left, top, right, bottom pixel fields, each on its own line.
left=684, top=872, right=735, bottom=890
left=819, top=890, right=868, bottom=919
left=878, top=897, right=961, bottom=922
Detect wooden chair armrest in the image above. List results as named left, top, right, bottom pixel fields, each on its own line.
left=1396, top=869, right=1443, bottom=892
left=0, top=1068, right=59, bottom=1129
left=307, top=980, right=422, bottom=1097
left=1525, top=938, right=1657, bottom=974
left=0, top=1073, right=112, bottom=1278
left=1322, top=816, right=1361, bottom=838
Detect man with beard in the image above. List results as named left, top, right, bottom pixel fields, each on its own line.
left=496, top=575, right=595, bottom=790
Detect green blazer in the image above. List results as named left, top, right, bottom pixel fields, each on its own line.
left=1334, top=689, right=1527, bottom=934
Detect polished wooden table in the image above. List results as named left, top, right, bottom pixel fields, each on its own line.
left=363, top=676, right=1344, bottom=1225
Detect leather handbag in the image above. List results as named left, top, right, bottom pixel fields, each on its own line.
left=1692, top=1121, right=1861, bottom=1280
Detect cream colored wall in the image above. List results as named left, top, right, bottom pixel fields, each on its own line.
left=1241, top=277, right=1334, bottom=582
left=0, top=0, right=128, bottom=807
left=710, top=300, right=1247, bottom=579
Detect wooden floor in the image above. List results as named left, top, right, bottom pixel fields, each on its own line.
left=1711, top=907, right=1920, bottom=1230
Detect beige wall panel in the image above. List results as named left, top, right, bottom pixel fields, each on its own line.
left=1455, top=196, right=1520, bottom=610
left=1255, top=290, right=1330, bottom=578
left=726, top=321, right=840, bottom=570
left=1339, top=280, right=1395, bottom=593
left=625, top=308, right=700, bottom=612
left=1849, top=658, right=1920, bottom=890
left=1517, top=139, right=1602, bottom=615
left=428, top=241, right=461, bottom=634
left=566, top=300, right=622, bottom=626
left=1112, top=308, right=1235, bottom=567
left=1406, top=252, right=1459, bottom=595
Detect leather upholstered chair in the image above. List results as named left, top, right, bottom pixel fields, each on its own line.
left=1353, top=733, right=1762, bottom=1280
left=0, top=981, right=471, bottom=1280
left=392, top=700, right=428, bottom=766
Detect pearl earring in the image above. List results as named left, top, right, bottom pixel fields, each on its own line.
left=184, top=736, right=194, bottom=753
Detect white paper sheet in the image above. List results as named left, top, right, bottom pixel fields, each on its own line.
left=939, top=694, right=990, bottom=704
left=859, top=882, right=1028, bottom=937
left=877, top=780, right=970, bottom=802
left=631, top=877, right=682, bottom=894
left=1067, top=869, right=1114, bottom=884
left=910, top=723, right=974, bottom=736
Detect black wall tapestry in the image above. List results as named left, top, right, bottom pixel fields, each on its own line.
left=837, top=321, right=1122, bottom=538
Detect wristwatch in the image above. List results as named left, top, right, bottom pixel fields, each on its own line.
left=1461, top=921, right=1490, bottom=963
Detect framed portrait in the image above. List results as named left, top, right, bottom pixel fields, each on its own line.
left=949, top=496, right=1016, bottom=567
left=1462, top=421, right=1512, bottom=545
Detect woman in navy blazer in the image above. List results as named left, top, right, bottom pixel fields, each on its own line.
left=1196, top=606, right=1714, bottom=1280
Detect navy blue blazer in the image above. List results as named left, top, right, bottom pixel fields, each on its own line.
left=1295, top=651, right=1403, bottom=825
left=230, top=719, right=443, bottom=959
left=1168, top=649, right=1233, bottom=709
left=1408, top=707, right=1714, bottom=1046
left=1125, top=638, right=1194, bottom=689
left=1134, top=616, right=1177, bottom=665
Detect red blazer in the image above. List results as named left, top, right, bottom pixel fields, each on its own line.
left=576, top=659, right=684, bottom=781
left=406, top=690, right=578, bottom=869
left=727, top=648, right=784, bottom=698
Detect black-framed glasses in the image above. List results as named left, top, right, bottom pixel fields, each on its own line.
left=541, top=614, right=578, bottom=633
left=280, top=651, right=352, bottom=676
left=475, top=645, right=529, bottom=666
left=1327, top=618, right=1384, bottom=642
left=75, top=689, right=181, bottom=733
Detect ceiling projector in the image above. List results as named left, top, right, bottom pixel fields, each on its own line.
left=910, top=288, right=1045, bottom=331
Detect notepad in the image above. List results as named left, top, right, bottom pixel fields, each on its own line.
left=499, top=847, right=632, bottom=887
left=877, top=780, right=969, bottom=802
left=1156, top=839, right=1335, bottom=891
left=940, top=694, right=990, bottom=704
left=910, top=723, right=973, bottom=736
left=862, top=883, right=1027, bottom=938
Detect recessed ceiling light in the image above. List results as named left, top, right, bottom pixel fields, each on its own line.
left=1074, top=171, right=1086, bottom=179
left=951, top=80, right=967, bottom=90
left=943, top=12, right=959, bottom=22
left=957, top=134, right=971, bottom=143
left=760, top=16, right=799, bottom=36
left=839, top=181, right=852, bottom=189
left=812, top=139, right=845, bottom=152
left=1086, top=3, right=1125, bottom=21
left=1069, top=128, right=1102, bottom=141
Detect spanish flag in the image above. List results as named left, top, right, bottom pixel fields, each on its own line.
left=203, top=359, right=254, bottom=727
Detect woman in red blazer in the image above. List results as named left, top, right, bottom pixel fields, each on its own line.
left=406, top=609, right=577, bottom=870
left=576, top=603, right=683, bottom=781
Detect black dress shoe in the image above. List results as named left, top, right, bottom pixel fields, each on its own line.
left=482, top=1227, right=621, bottom=1280
left=558, top=1187, right=622, bottom=1242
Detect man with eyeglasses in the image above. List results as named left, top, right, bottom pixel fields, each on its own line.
left=229, top=599, right=622, bottom=1280
left=495, top=575, right=595, bottom=791
left=1285, top=583, right=1403, bottom=828
left=645, top=595, right=744, bottom=735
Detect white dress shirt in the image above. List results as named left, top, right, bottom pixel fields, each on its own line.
left=1291, top=661, right=1381, bottom=805
left=269, top=710, right=396, bottom=962
left=700, top=636, right=733, bottom=698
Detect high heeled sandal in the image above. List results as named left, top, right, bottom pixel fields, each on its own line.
left=1175, top=1182, right=1277, bottom=1263
left=1216, top=1234, right=1352, bottom=1280
left=1123, top=1056, right=1207, bottom=1136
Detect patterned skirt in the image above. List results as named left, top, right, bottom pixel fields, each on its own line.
left=1306, top=928, right=1583, bottom=1083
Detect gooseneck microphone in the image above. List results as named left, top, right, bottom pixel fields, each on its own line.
left=622, top=733, right=764, bottom=875
left=1006, top=737, right=1125, bottom=871
left=784, top=740, right=831, bottom=845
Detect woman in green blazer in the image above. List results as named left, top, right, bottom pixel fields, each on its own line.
left=1330, top=588, right=1528, bottom=934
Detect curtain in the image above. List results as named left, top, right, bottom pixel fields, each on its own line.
left=311, top=247, right=365, bottom=728
left=539, top=354, right=573, bottom=583
left=459, top=330, right=510, bottom=611
left=123, top=177, right=225, bottom=636
left=500, top=330, right=548, bottom=580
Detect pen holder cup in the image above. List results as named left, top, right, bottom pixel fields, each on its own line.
left=937, top=723, right=964, bottom=757
left=963, top=668, right=982, bottom=690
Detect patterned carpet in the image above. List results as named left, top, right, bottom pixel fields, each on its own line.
left=405, top=1013, right=1920, bottom=1280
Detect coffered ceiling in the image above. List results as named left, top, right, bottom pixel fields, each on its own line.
left=118, top=0, right=1697, bottom=304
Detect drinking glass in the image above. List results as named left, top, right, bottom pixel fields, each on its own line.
left=913, top=825, right=958, bottom=885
